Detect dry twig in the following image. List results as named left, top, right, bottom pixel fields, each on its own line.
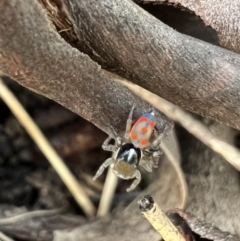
left=0, top=232, right=15, bottom=241
left=0, top=78, right=96, bottom=217
left=96, top=167, right=118, bottom=217
left=138, top=195, right=185, bottom=241
left=0, top=209, right=62, bottom=226
left=160, top=133, right=188, bottom=209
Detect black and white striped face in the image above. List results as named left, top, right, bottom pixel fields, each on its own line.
left=116, top=143, right=141, bottom=166
left=110, top=143, right=141, bottom=179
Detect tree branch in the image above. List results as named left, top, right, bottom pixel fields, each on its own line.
left=0, top=0, right=172, bottom=135
left=60, top=0, right=240, bottom=130
left=135, top=0, right=240, bottom=54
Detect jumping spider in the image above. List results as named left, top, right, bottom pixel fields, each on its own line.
left=93, top=106, right=163, bottom=192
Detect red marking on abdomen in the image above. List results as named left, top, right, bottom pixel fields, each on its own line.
left=150, top=121, right=155, bottom=129
left=141, top=127, right=148, bottom=134
left=130, top=131, right=138, bottom=141
left=130, top=115, right=155, bottom=148
left=140, top=139, right=149, bottom=147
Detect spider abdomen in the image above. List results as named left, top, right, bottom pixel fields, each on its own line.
left=130, top=112, right=156, bottom=148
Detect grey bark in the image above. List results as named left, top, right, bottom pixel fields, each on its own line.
left=0, top=1, right=240, bottom=240
left=181, top=123, right=240, bottom=236
left=60, top=0, right=240, bottom=130
left=1, top=1, right=240, bottom=131
left=0, top=0, right=172, bottom=136
left=136, top=0, right=240, bottom=54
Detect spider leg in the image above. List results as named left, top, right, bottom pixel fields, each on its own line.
left=107, top=125, right=122, bottom=147
left=126, top=169, right=141, bottom=192
left=124, top=105, right=136, bottom=140
left=151, top=120, right=171, bottom=148
left=152, top=149, right=163, bottom=157
left=107, top=125, right=118, bottom=138
left=151, top=132, right=164, bottom=148
left=93, top=158, right=114, bottom=181
left=139, top=156, right=153, bottom=172
left=102, top=136, right=115, bottom=152
left=143, top=148, right=163, bottom=168
left=150, top=126, right=166, bottom=166
left=152, top=149, right=163, bottom=168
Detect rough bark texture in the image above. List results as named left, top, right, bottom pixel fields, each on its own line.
left=170, top=209, right=240, bottom=241
left=1, top=1, right=240, bottom=240
left=136, top=0, right=240, bottom=54
left=1, top=0, right=240, bottom=131
left=180, top=123, right=240, bottom=235
left=0, top=0, right=172, bottom=136
left=60, top=0, right=240, bottom=130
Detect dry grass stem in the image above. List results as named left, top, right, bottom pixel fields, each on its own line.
left=118, top=79, right=240, bottom=171
left=97, top=167, right=118, bottom=217
left=0, top=78, right=96, bottom=217
left=0, top=232, right=15, bottom=241
left=161, top=133, right=188, bottom=209
left=81, top=173, right=103, bottom=192
left=0, top=209, right=62, bottom=225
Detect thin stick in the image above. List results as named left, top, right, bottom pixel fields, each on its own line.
left=0, top=232, right=15, bottom=241
left=0, top=209, right=62, bottom=225
left=161, top=139, right=188, bottom=209
left=81, top=173, right=103, bottom=192
left=116, top=78, right=240, bottom=171
left=138, top=195, right=186, bottom=241
left=0, top=78, right=96, bottom=217
left=97, top=167, right=118, bottom=217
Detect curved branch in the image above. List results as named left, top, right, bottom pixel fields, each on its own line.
left=0, top=0, right=172, bottom=135
left=136, top=0, right=240, bottom=54
left=61, top=0, right=240, bottom=130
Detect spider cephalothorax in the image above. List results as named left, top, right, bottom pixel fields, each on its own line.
left=93, top=106, right=163, bottom=192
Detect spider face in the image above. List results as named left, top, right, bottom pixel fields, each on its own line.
left=93, top=106, right=163, bottom=192
left=112, top=143, right=141, bottom=179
